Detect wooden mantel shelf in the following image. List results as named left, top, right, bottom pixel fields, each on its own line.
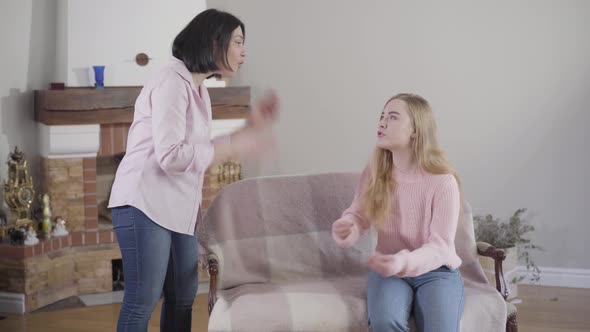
left=35, top=86, right=250, bottom=125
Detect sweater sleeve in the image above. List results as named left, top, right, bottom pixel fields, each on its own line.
left=391, top=175, right=461, bottom=277
left=342, top=165, right=372, bottom=233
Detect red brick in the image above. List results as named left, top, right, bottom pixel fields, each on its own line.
left=0, top=245, right=8, bottom=258
left=0, top=245, right=14, bottom=259
left=24, top=246, right=33, bottom=258
left=85, top=231, right=98, bottom=245
left=83, top=157, right=96, bottom=170
left=83, top=181, right=97, bottom=193
left=84, top=193, right=97, bottom=206
left=0, top=245, right=26, bottom=260
left=83, top=169, right=97, bottom=182
left=85, top=206, right=98, bottom=218
left=45, top=239, right=53, bottom=252
left=85, top=218, right=98, bottom=230
left=113, top=124, right=126, bottom=154
left=52, top=238, right=61, bottom=251
left=32, top=243, right=42, bottom=256
left=99, top=230, right=112, bottom=244
left=99, top=125, right=114, bottom=156
left=72, top=232, right=84, bottom=246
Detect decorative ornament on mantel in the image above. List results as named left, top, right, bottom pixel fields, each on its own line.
left=52, top=216, right=69, bottom=237
left=93, top=65, right=106, bottom=89
left=41, top=193, right=53, bottom=238
left=24, top=223, right=39, bottom=246
left=3, top=147, right=35, bottom=228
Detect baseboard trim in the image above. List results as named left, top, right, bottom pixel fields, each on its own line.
left=517, top=266, right=590, bottom=288
left=0, top=292, right=25, bottom=314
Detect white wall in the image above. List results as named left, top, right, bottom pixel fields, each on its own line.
left=58, top=0, right=207, bottom=87
left=0, top=0, right=57, bottom=202
left=210, top=0, right=590, bottom=270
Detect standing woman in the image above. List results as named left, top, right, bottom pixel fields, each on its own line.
left=109, top=9, right=278, bottom=332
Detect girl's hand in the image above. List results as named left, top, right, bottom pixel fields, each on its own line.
left=367, top=250, right=408, bottom=277
left=332, top=217, right=360, bottom=248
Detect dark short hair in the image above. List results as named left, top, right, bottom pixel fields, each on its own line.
left=172, top=9, right=245, bottom=75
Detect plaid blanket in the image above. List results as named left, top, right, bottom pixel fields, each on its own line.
left=198, top=173, right=506, bottom=332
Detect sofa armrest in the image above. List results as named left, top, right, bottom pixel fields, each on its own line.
left=476, top=242, right=509, bottom=300
left=477, top=242, right=506, bottom=260
left=207, top=254, right=219, bottom=316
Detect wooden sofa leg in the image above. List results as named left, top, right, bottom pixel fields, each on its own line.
left=506, top=312, right=518, bottom=332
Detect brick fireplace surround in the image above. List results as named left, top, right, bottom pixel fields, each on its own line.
left=0, top=87, right=248, bottom=313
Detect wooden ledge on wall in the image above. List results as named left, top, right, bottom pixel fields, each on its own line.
left=34, top=86, right=250, bottom=125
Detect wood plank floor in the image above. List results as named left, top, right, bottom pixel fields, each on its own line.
left=515, top=285, right=590, bottom=332
left=1, top=285, right=589, bottom=331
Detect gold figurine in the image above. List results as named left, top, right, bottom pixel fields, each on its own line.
left=3, top=147, right=35, bottom=229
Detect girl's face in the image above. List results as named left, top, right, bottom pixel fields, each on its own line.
left=376, top=99, right=415, bottom=151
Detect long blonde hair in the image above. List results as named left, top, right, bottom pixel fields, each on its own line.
left=361, top=93, right=462, bottom=226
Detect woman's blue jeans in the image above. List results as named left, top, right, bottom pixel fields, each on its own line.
left=112, top=205, right=199, bottom=332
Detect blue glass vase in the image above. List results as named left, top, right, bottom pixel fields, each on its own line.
left=93, top=65, right=105, bottom=89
